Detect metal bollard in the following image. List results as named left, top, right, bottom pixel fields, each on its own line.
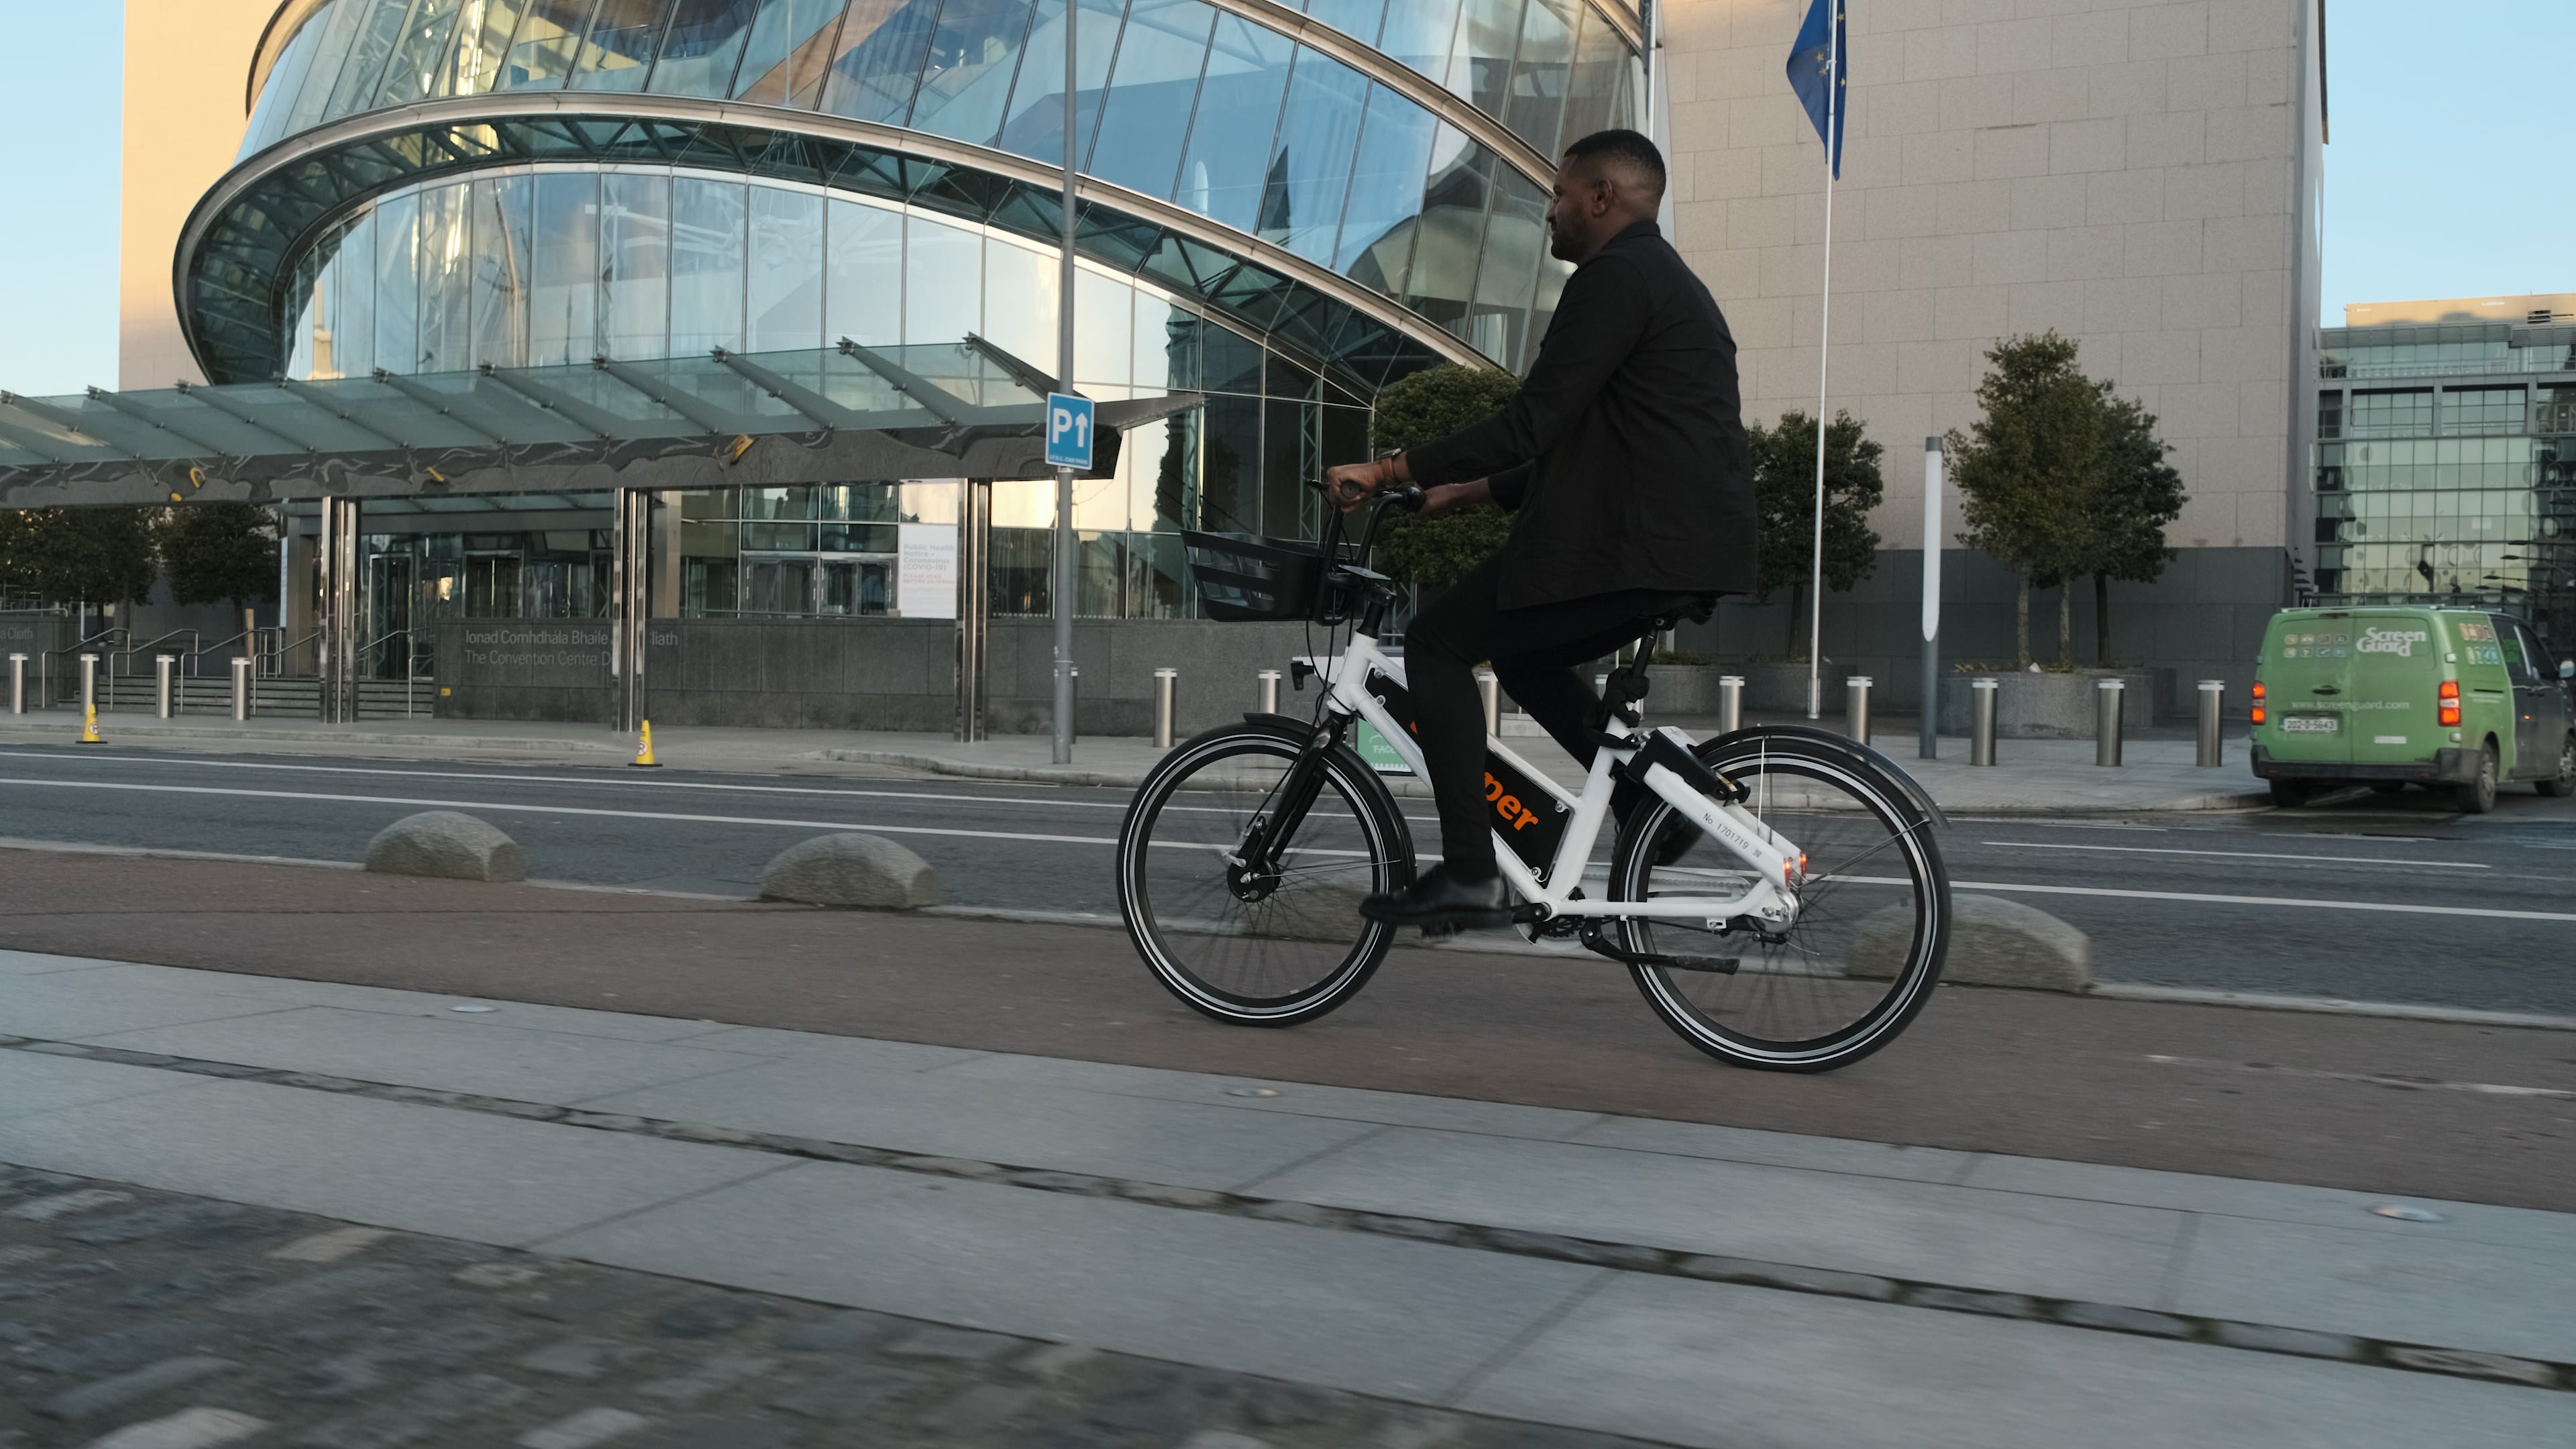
left=1474, top=668, right=1499, bottom=735
left=1845, top=676, right=1873, bottom=743
left=1717, top=674, right=1743, bottom=734
left=1256, top=668, right=1281, bottom=715
left=78, top=653, right=99, bottom=711
left=233, top=655, right=253, bottom=722
left=2196, top=680, right=2224, bottom=767
left=1152, top=667, right=1177, bottom=749
left=156, top=655, right=177, bottom=718
left=7, top=653, right=23, bottom=715
left=1970, top=678, right=2000, bottom=766
left=2096, top=678, right=2125, bottom=767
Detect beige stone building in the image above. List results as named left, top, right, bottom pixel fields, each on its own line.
left=119, top=0, right=278, bottom=390
left=1660, top=0, right=2326, bottom=691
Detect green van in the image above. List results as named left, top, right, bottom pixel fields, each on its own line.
left=2251, top=606, right=2575, bottom=812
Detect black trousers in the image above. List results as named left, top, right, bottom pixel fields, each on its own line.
left=1403, top=552, right=1677, bottom=878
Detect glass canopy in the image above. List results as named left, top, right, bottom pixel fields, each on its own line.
left=0, top=340, right=1084, bottom=473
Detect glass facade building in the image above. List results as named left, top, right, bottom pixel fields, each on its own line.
left=198, top=0, right=1638, bottom=659
left=2314, top=319, right=2576, bottom=643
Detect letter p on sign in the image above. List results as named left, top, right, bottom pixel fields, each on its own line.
left=1046, top=392, right=1095, bottom=470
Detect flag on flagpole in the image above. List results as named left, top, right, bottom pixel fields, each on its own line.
left=1787, top=0, right=1848, bottom=178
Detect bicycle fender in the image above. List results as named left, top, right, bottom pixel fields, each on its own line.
left=1701, top=724, right=1951, bottom=831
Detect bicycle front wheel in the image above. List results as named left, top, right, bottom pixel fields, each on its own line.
left=1116, top=722, right=1413, bottom=1026
left=1610, top=730, right=1949, bottom=1071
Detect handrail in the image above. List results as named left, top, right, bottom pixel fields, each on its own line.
left=262, top=629, right=321, bottom=678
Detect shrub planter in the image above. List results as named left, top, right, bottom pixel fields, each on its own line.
left=1642, top=665, right=1730, bottom=714
left=1937, top=669, right=2156, bottom=739
left=1737, top=661, right=1829, bottom=714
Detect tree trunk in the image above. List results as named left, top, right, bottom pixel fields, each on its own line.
left=2015, top=572, right=2031, bottom=668
left=2057, top=580, right=2073, bottom=670
left=2094, top=573, right=2112, bottom=666
left=1783, top=581, right=1803, bottom=660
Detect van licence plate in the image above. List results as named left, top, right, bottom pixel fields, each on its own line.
left=2280, top=715, right=2339, bottom=734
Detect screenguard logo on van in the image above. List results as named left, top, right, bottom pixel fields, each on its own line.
left=2357, top=627, right=2431, bottom=657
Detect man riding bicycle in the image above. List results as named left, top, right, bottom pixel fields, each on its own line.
left=1324, top=129, right=1757, bottom=932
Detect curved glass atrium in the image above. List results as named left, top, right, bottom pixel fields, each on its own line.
left=235, top=0, right=1640, bottom=373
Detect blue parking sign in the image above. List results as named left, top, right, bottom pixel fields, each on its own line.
left=1045, top=392, right=1094, bottom=470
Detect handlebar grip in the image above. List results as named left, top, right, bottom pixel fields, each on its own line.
left=1387, top=486, right=1426, bottom=513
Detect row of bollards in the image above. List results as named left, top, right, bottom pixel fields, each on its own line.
left=6, top=651, right=259, bottom=724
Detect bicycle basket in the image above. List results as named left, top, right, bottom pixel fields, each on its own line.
left=1182, top=531, right=1325, bottom=622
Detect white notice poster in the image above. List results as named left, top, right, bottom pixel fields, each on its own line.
left=896, top=523, right=959, bottom=619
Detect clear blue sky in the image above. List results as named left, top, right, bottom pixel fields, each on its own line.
left=0, top=1, right=2567, bottom=396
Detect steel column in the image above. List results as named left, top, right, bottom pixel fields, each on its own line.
left=317, top=495, right=360, bottom=723
left=612, top=488, right=652, bottom=733
left=958, top=480, right=993, bottom=743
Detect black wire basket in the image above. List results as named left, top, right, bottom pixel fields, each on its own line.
left=1181, top=531, right=1326, bottom=622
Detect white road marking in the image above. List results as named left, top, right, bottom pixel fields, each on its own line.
left=2142, top=1053, right=2576, bottom=1100
left=1845, top=875, right=2576, bottom=924
left=1980, top=841, right=2489, bottom=869
left=0, top=777, right=1122, bottom=847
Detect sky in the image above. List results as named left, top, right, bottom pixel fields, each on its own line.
left=0, top=1, right=2567, bottom=397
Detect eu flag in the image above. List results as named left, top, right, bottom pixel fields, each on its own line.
left=1787, top=0, right=1847, bottom=179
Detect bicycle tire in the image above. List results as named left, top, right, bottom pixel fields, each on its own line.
left=1609, top=728, right=1950, bottom=1072
left=1116, top=720, right=1414, bottom=1026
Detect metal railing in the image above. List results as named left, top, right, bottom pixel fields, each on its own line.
left=42, top=629, right=127, bottom=708
left=360, top=628, right=432, bottom=718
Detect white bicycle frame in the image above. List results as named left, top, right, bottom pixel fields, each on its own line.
left=1312, top=628, right=1805, bottom=928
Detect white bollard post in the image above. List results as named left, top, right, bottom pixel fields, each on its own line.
left=1256, top=668, right=1281, bottom=715
left=7, top=653, right=23, bottom=716
left=156, top=654, right=177, bottom=718
left=1845, top=676, right=1873, bottom=743
left=2096, top=678, right=2125, bottom=767
left=1970, top=678, right=2000, bottom=766
left=2196, top=680, right=2224, bottom=767
left=233, top=655, right=253, bottom=721
left=1152, top=667, right=1177, bottom=749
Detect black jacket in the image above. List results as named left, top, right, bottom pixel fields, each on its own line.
left=1403, top=219, right=1756, bottom=612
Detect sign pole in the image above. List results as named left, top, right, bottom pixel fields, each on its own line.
left=1051, top=0, right=1079, bottom=765
left=1804, top=5, right=1839, bottom=722
left=1920, top=436, right=1943, bottom=760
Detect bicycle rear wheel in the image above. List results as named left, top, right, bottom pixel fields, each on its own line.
left=1116, top=722, right=1413, bottom=1025
left=1609, top=730, right=1949, bottom=1071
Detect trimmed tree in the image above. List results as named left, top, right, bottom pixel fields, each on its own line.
left=2084, top=393, right=2184, bottom=665
left=1368, top=364, right=1521, bottom=586
left=158, top=503, right=280, bottom=610
left=1748, top=410, right=1884, bottom=659
left=1947, top=333, right=2108, bottom=669
left=0, top=508, right=158, bottom=610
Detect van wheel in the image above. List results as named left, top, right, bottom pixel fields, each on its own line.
left=2269, top=779, right=2318, bottom=807
left=2454, top=744, right=2499, bottom=814
left=2538, top=735, right=2576, bottom=798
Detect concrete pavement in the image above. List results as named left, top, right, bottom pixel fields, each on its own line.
left=1, top=949, right=2567, bottom=1446
left=0, top=708, right=2272, bottom=814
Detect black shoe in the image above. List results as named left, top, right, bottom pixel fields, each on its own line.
left=1361, top=864, right=1513, bottom=930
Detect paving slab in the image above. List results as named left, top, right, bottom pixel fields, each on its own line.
left=1460, top=1272, right=2569, bottom=1449
left=2174, top=1212, right=2576, bottom=1364
left=0, top=1049, right=215, bottom=1123
left=539, top=1158, right=1604, bottom=1405
left=579, top=1053, right=1390, bottom=1191
left=1248, top=1126, right=2184, bottom=1306
left=0, top=970, right=299, bottom=1040
left=0, top=1077, right=782, bottom=1246
left=83, top=1006, right=775, bottom=1104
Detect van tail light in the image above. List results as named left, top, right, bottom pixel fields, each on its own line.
left=2250, top=681, right=2266, bottom=726
left=2438, top=680, right=2461, bottom=728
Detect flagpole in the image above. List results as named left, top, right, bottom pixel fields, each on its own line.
left=1805, top=7, right=1839, bottom=721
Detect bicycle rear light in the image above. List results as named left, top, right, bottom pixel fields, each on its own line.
left=2438, top=679, right=2461, bottom=727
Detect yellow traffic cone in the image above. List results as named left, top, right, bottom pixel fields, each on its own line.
left=76, top=702, right=103, bottom=745
left=630, top=718, right=661, bottom=768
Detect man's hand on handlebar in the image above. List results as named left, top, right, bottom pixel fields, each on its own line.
left=1415, top=478, right=1491, bottom=519
left=1324, top=456, right=1404, bottom=513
